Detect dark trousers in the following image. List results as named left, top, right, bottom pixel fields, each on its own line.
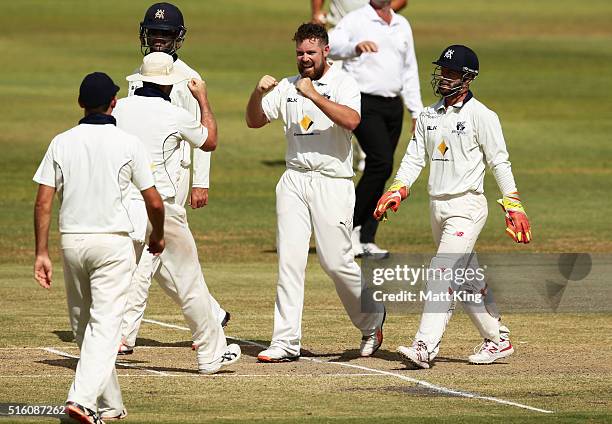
left=353, top=93, right=404, bottom=243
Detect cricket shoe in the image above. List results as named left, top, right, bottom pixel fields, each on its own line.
left=100, top=409, right=127, bottom=421
left=359, top=309, right=386, bottom=357
left=468, top=325, right=514, bottom=365
left=361, top=243, right=390, bottom=259
left=65, top=401, right=105, bottom=424
left=117, top=342, right=133, bottom=356
left=198, top=344, right=241, bottom=374
left=397, top=341, right=431, bottom=369
left=257, top=345, right=300, bottom=363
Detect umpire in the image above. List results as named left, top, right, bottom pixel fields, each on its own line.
left=329, top=0, right=423, bottom=257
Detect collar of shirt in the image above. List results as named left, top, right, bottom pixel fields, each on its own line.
left=364, top=4, right=401, bottom=27
left=435, top=90, right=474, bottom=112
left=313, top=61, right=338, bottom=86
left=78, top=113, right=116, bottom=126
left=134, top=85, right=171, bottom=102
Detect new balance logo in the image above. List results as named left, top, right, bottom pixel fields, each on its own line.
left=287, top=97, right=298, bottom=103
left=427, top=125, right=437, bottom=131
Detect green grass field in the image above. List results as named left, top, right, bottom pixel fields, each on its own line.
left=0, top=1, right=611, bottom=422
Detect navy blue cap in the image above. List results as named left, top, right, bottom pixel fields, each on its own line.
left=78, top=72, right=120, bottom=109
left=433, top=45, right=479, bottom=75
left=142, top=2, right=185, bottom=32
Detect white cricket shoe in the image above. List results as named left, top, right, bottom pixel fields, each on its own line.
left=468, top=325, right=514, bottom=365
left=397, top=341, right=431, bottom=369
left=360, top=309, right=386, bottom=357
left=351, top=226, right=364, bottom=257
left=100, top=409, right=127, bottom=421
left=257, top=345, right=300, bottom=363
left=198, top=343, right=241, bottom=374
left=361, top=243, right=390, bottom=259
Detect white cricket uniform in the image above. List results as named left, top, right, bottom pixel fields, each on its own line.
left=113, top=93, right=227, bottom=362
left=261, top=63, right=384, bottom=355
left=33, top=114, right=155, bottom=416
left=393, top=92, right=518, bottom=357
left=122, top=57, right=225, bottom=348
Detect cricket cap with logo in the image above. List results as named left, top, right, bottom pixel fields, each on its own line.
left=433, top=45, right=479, bottom=76
left=78, top=72, right=120, bottom=108
left=141, top=2, right=185, bottom=33
left=126, top=52, right=189, bottom=85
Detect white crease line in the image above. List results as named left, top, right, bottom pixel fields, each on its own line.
left=143, top=318, right=554, bottom=414
left=42, top=347, right=171, bottom=376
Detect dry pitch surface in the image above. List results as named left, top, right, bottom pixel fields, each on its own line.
left=1, top=264, right=610, bottom=423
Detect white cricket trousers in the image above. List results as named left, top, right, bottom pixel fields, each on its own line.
left=415, top=192, right=500, bottom=359
left=121, top=165, right=225, bottom=348
left=135, top=203, right=228, bottom=361
left=62, top=233, right=135, bottom=416
left=272, top=169, right=384, bottom=356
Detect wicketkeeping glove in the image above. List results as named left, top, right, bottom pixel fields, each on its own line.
left=373, top=180, right=409, bottom=221
left=497, top=192, right=532, bottom=244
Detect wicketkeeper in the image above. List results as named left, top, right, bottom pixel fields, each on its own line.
left=374, top=45, right=532, bottom=367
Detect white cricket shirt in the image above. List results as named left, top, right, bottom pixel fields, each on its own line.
left=113, top=92, right=208, bottom=202
left=129, top=58, right=211, bottom=188
left=33, top=115, right=155, bottom=234
left=394, top=92, right=518, bottom=197
left=261, top=63, right=361, bottom=178
left=328, top=4, right=423, bottom=117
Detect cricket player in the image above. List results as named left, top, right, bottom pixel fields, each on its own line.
left=113, top=52, right=241, bottom=373
left=374, top=45, right=532, bottom=367
left=33, top=72, right=165, bottom=423
left=119, top=2, right=229, bottom=355
left=246, top=23, right=385, bottom=362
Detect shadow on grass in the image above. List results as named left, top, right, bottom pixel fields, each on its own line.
left=261, top=159, right=286, bottom=167
left=52, top=330, right=75, bottom=343
left=261, top=246, right=317, bottom=254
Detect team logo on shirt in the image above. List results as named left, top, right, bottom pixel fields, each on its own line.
left=452, top=121, right=467, bottom=135
left=300, top=115, right=314, bottom=131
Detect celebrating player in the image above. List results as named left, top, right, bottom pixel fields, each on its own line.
left=374, top=45, right=532, bottom=367
left=246, top=23, right=385, bottom=362
left=33, top=72, right=165, bottom=423
left=113, top=52, right=241, bottom=374
left=119, top=2, right=229, bottom=356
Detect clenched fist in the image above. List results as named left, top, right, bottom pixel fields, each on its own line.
left=188, top=78, right=208, bottom=99
left=256, top=75, right=278, bottom=95
left=296, top=77, right=317, bottom=99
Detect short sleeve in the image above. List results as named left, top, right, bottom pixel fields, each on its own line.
left=176, top=108, right=209, bottom=149
left=33, top=140, right=57, bottom=187
left=261, top=82, right=283, bottom=122
left=335, top=74, right=361, bottom=116
left=130, top=138, right=155, bottom=191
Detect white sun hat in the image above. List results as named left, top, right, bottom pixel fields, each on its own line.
left=126, top=52, right=188, bottom=85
